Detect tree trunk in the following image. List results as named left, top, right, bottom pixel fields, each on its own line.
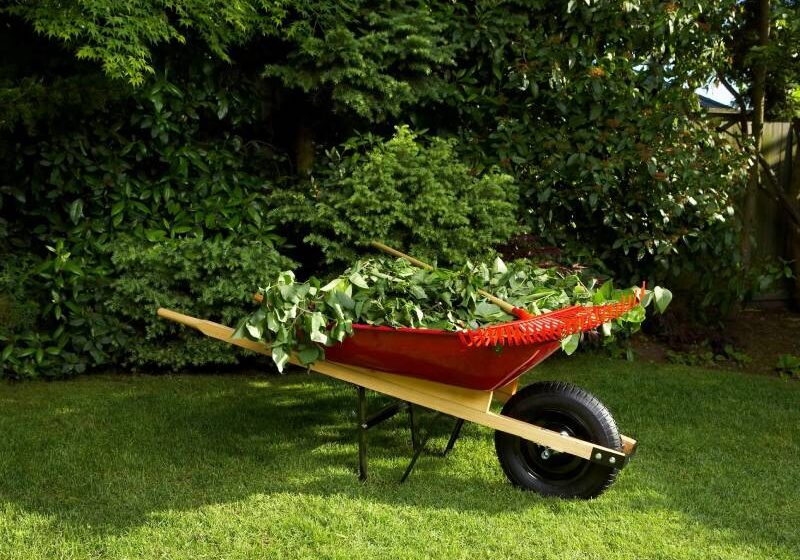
left=742, top=0, right=771, bottom=272
left=295, top=124, right=315, bottom=176
left=791, top=121, right=800, bottom=307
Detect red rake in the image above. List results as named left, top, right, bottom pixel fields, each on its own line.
left=369, top=242, right=646, bottom=349
left=456, top=284, right=645, bottom=348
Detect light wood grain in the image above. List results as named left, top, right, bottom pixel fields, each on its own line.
left=493, top=379, right=518, bottom=404
left=621, top=435, right=638, bottom=455
left=157, top=307, right=631, bottom=463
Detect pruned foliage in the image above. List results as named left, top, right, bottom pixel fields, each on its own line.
left=238, top=256, right=664, bottom=371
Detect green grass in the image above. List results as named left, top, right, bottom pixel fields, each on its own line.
left=0, top=355, right=798, bottom=559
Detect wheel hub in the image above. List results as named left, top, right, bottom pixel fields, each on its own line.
left=520, top=409, right=593, bottom=483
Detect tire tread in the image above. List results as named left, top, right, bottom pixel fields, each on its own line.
left=494, top=380, right=622, bottom=499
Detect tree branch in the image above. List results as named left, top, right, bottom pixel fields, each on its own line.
left=715, top=71, right=748, bottom=112
left=757, top=152, right=800, bottom=231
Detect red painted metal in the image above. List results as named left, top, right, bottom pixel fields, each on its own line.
left=458, top=284, right=645, bottom=348
left=324, top=285, right=645, bottom=391
left=325, top=324, right=561, bottom=391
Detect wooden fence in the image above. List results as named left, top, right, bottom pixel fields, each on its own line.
left=715, top=118, right=798, bottom=303
left=756, top=122, right=797, bottom=302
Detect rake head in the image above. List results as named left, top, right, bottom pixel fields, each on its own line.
left=457, top=284, right=646, bottom=348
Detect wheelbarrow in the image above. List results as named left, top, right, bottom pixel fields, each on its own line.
left=157, top=246, right=642, bottom=499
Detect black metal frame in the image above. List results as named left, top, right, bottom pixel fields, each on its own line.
left=356, top=385, right=465, bottom=483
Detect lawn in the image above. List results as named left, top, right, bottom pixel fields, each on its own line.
left=0, top=355, right=797, bottom=559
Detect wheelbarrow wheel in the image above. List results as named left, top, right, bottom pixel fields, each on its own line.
left=494, top=380, right=622, bottom=499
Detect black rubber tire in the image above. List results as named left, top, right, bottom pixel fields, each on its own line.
left=494, top=380, right=622, bottom=499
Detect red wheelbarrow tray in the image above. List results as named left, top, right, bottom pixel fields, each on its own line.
left=324, top=323, right=561, bottom=391
left=156, top=296, right=640, bottom=476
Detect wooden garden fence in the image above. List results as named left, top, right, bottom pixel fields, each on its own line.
left=714, top=116, right=798, bottom=303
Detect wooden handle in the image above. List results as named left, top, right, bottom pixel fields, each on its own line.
left=369, top=241, right=433, bottom=270
left=157, top=308, right=275, bottom=357
left=476, top=291, right=518, bottom=315
left=369, top=241, right=519, bottom=315
left=157, top=307, right=204, bottom=329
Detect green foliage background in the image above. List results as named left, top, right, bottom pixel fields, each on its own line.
left=108, top=237, right=295, bottom=369
left=269, top=126, right=519, bottom=265
left=0, top=0, right=760, bottom=378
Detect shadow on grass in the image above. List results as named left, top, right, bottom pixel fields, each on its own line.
left=0, top=374, right=525, bottom=531
left=0, top=364, right=797, bottom=555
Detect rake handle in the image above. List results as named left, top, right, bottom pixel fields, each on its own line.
left=369, top=241, right=525, bottom=318
left=369, top=241, right=433, bottom=271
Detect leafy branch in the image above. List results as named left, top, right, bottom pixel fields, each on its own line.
left=236, top=256, right=670, bottom=371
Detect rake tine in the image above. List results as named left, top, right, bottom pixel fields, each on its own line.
left=456, top=294, right=643, bottom=348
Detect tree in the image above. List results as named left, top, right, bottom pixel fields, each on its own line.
left=429, top=1, right=750, bottom=307
left=717, top=0, right=800, bottom=299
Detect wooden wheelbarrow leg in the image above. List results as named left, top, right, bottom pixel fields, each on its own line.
left=157, top=308, right=638, bottom=471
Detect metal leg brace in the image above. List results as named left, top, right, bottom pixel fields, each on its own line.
left=355, top=386, right=465, bottom=483
left=442, top=418, right=465, bottom=457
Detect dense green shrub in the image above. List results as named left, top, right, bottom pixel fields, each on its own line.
left=269, top=126, right=520, bottom=265
left=0, top=1, right=773, bottom=378
left=0, top=245, right=128, bottom=378
left=107, top=237, right=295, bottom=369
left=0, top=28, right=294, bottom=378
left=1, top=1, right=276, bottom=87
left=0, top=257, right=38, bottom=338
left=436, top=2, right=751, bottom=294
left=262, top=3, right=457, bottom=121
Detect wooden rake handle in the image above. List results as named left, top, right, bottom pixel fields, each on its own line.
left=369, top=241, right=434, bottom=271
left=369, top=241, right=525, bottom=318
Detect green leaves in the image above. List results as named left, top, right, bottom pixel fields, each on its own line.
left=297, top=345, right=323, bottom=365
left=561, top=333, right=581, bottom=355
left=268, top=126, right=519, bottom=267
left=246, top=323, right=263, bottom=339
left=67, top=200, right=84, bottom=225
left=653, top=287, right=673, bottom=314
left=262, top=6, right=456, bottom=121
left=309, top=312, right=328, bottom=344
left=349, top=272, right=369, bottom=289
left=242, top=256, right=667, bottom=370
left=271, top=345, right=290, bottom=372
left=106, top=237, right=295, bottom=373
left=144, top=229, right=167, bottom=242
left=775, top=354, right=800, bottom=378
left=5, top=1, right=289, bottom=86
